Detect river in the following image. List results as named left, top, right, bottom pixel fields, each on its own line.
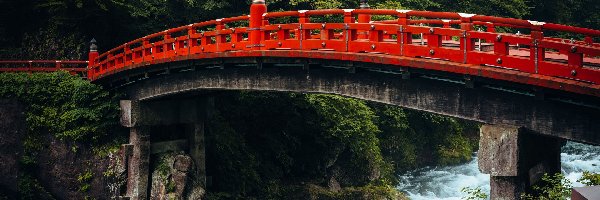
left=396, top=141, right=600, bottom=200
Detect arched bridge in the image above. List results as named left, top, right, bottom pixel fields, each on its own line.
left=75, top=2, right=600, bottom=143
left=86, top=5, right=600, bottom=97
left=2, top=1, right=600, bottom=199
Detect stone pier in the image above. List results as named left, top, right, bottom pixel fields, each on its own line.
left=119, top=97, right=211, bottom=199
left=478, top=125, right=562, bottom=200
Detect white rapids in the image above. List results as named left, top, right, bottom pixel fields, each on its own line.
left=396, top=141, right=600, bottom=200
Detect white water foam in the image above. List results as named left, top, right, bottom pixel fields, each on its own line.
left=561, top=142, right=600, bottom=187
left=397, top=141, right=600, bottom=199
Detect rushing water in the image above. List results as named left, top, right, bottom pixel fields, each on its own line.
left=396, top=141, right=600, bottom=200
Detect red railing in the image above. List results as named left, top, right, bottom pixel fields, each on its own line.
left=0, top=60, right=88, bottom=73
left=88, top=9, right=600, bottom=87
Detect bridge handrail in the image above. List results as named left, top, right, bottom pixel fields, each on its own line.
left=86, top=9, right=600, bottom=87
left=94, top=15, right=252, bottom=66
left=0, top=60, right=88, bottom=73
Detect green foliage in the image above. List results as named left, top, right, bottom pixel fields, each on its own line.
left=206, top=112, right=260, bottom=196
left=305, top=184, right=407, bottom=200
left=205, top=91, right=478, bottom=199
left=77, top=170, right=93, bottom=192
left=0, top=72, right=119, bottom=143
left=370, top=104, right=417, bottom=174
left=155, top=154, right=173, bottom=178
left=305, top=94, right=384, bottom=169
left=0, top=72, right=120, bottom=197
left=528, top=0, right=600, bottom=33
left=516, top=172, right=600, bottom=199
left=579, top=171, right=600, bottom=186
left=92, top=135, right=126, bottom=158
left=521, top=173, right=572, bottom=200
left=461, top=187, right=488, bottom=200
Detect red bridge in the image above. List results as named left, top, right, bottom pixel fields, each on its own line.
left=2, top=3, right=600, bottom=96
left=79, top=3, right=600, bottom=97
left=2, top=1, right=600, bottom=199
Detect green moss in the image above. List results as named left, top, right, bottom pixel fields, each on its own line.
left=77, top=170, right=93, bottom=192
left=155, top=155, right=172, bottom=178
left=93, top=136, right=126, bottom=158
left=166, top=180, right=176, bottom=193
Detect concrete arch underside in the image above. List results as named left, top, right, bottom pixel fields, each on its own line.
left=111, top=57, right=600, bottom=145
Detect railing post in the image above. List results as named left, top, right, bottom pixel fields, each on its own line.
left=584, top=36, right=594, bottom=46
left=215, top=19, right=225, bottom=52
left=187, top=25, right=195, bottom=51
left=124, top=43, right=130, bottom=64
left=442, top=20, right=451, bottom=41
left=262, top=18, right=271, bottom=41
left=486, top=23, right=496, bottom=33
left=459, top=13, right=476, bottom=64
left=397, top=10, right=411, bottom=56
left=298, top=10, right=310, bottom=42
left=530, top=21, right=545, bottom=74
left=250, top=0, right=267, bottom=50
left=344, top=9, right=354, bottom=24
left=88, top=39, right=99, bottom=79
left=358, top=0, right=371, bottom=40
left=163, top=32, right=171, bottom=58
left=344, top=9, right=354, bottom=52
left=142, top=38, right=149, bottom=62
left=584, top=36, right=594, bottom=58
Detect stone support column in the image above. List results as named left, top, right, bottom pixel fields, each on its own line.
left=478, top=125, right=561, bottom=200
left=127, top=126, right=150, bottom=200
left=189, top=97, right=213, bottom=188
left=190, top=122, right=206, bottom=187
left=120, top=97, right=213, bottom=199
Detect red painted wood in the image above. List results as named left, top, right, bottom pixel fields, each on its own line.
left=3, top=9, right=600, bottom=96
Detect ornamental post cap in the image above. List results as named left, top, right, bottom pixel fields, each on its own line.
left=90, top=38, right=98, bottom=52
left=252, top=0, right=265, bottom=4
left=528, top=20, right=546, bottom=26
left=458, top=13, right=476, bottom=18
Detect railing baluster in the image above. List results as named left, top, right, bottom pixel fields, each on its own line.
left=187, top=26, right=195, bottom=55
left=142, top=38, right=149, bottom=63
left=397, top=10, right=410, bottom=56
left=216, top=19, right=225, bottom=52
left=442, top=20, right=451, bottom=41
left=530, top=22, right=545, bottom=74
left=460, top=13, right=475, bottom=64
